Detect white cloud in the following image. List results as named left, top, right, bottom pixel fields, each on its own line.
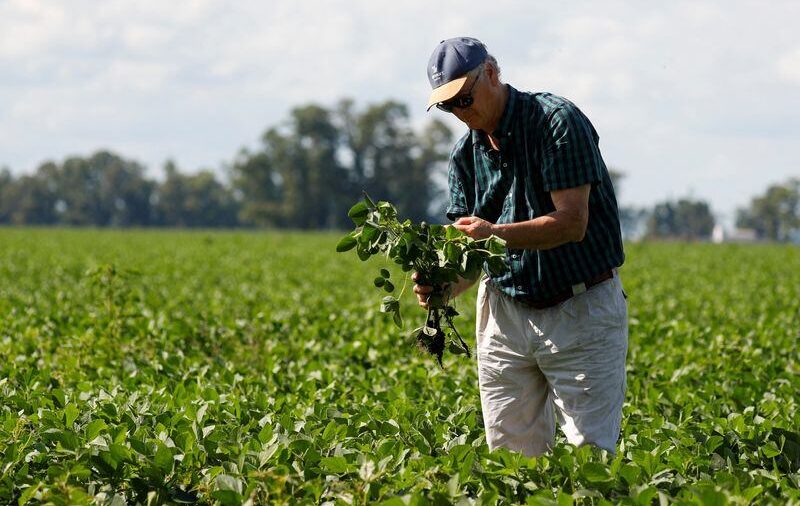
left=777, top=47, right=800, bottom=83
left=0, top=0, right=798, bottom=217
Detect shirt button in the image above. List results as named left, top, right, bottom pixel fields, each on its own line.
left=511, top=254, right=518, bottom=259
left=516, top=286, right=523, bottom=291
left=502, top=162, right=508, bottom=167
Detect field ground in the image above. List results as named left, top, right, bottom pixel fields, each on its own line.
left=1, top=228, right=798, bottom=505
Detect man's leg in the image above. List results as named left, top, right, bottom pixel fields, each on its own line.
left=533, top=276, right=628, bottom=453
left=475, top=279, right=555, bottom=457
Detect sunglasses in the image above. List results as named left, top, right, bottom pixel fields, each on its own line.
left=436, top=71, right=482, bottom=113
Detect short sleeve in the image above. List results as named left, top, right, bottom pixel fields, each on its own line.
left=540, top=103, right=605, bottom=192
left=445, top=152, right=469, bottom=221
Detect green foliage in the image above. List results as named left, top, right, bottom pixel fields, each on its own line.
left=231, top=99, right=453, bottom=228
left=736, top=178, right=800, bottom=241
left=0, top=230, right=798, bottom=504
left=0, top=99, right=454, bottom=229
left=646, top=198, right=716, bottom=240
left=338, top=193, right=507, bottom=365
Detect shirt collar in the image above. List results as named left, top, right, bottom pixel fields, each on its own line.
left=471, top=84, right=518, bottom=151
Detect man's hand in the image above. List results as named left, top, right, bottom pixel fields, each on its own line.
left=412, top=271, right=438, bottom=309
left=413, top=272, right=478, bottom=309
left=453, top=216, right=496, bottom=240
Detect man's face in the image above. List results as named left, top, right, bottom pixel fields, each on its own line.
left=438, top=63, right=498, bottom=133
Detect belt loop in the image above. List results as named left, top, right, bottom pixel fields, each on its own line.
left=571, top=283, right=587, bottom=296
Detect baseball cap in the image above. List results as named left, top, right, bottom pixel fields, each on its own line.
left=426, top=37, right=488, bottom=111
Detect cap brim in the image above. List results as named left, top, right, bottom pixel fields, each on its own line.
left=426, top=76, right=468, bottom=111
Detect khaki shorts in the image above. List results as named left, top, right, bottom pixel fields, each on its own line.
left=475, top=274, right=628, bottom=456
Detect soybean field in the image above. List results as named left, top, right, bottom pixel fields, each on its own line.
left=0, top=228, right=798, bottom=505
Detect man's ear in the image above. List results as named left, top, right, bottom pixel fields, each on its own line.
left=484, top=63, right=500, bottom=86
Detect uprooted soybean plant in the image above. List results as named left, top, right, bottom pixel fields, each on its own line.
left=337, top=193, right=507, bottom=366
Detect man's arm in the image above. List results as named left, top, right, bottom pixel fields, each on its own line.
left=452, top=184, right=591, bottom=250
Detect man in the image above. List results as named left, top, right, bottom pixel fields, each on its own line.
left=413, top=37, right=628, bottom=457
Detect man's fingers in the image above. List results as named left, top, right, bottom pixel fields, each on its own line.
left=413, top=284, right=433, bottom=294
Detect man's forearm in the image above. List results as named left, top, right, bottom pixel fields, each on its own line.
left=492, top=210, right=586, bottom=250
left=449, top=274, right=479, bottom=299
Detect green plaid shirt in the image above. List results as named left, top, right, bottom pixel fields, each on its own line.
left=446, top=85, right=624, bottom=303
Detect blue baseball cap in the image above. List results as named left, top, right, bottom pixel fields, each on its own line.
left=426, top=37, right=488, bottom=110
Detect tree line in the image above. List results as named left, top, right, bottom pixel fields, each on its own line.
left=0, top=99, right=452, bottom=229
left=1, top=98, right=798, bottom=242
left=615, top=178, right=799, bottom=242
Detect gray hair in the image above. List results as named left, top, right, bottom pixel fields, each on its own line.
left=468, top=54, right=501, bottom=81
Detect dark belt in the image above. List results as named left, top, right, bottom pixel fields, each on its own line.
left=509, top=269, right=616, bottom=310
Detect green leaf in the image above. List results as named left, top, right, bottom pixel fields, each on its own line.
left=581, top=462, right=612, bottom=482
left=380, top=268, right=390, bottom=278
left=373, top=277, right=385, bottom=287
left=347, top=201, right=370, bottom=225
left=691, top=486, right=727, bottom=506
left=213, top=475, right=244, bottom=506
left=211, top=490, right=242, bottom=506
left=556, top=490, right=574, bottom=506
left=64, top=403, right=79, bottom=427
left=485, top=235, right=507, bottom=253
left=85, top=419, right=107, bottom=440
left=361, top=224, right=378, bottom=244
left=444, top=242, right=461, bottom=263
left=742, top=486, right=763, bottom=502
left=448, top=341, right=467, bottom=355
left=380, top=296, right=399, bottom=313
left=486, top=256, right=507, bottom=276
left=761, top=440, right=781, bottom=458
left=392, top=310, right=403, bottom=328
left=154, top=443, right=174, bottom=473
left=56, top=430, right=80, bottom=450
left=357, top=247, right=371, bottom=261
left=383, top=281, right=395, bottom=293
left=336, top=234, right=357, bottom=252
left=362, top=192, right=376, bottom=208
left=101, top=443, right=130, bottom=470
left=705, top=435, right=723, bottom=453
left=216, top=474, right=243, bottom=493
left=18, top=484, right=42, bottom=505
left=445, top=226, right=463, bottom=240
left=321, top=456, right=348, bottom=474
left=619, top=463, right=641, bottom=485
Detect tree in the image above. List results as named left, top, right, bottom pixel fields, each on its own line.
left=232, top=104, right=349, bottom=229
left=233, top=99, right=453, bottom=229
left=338, top=100, right=451, bottom=222
left=154, top=161, right=239, bottom=227
left=646, top=198, right=715, bottom=240
left=1, top=172, right=58, bottom=225
left=607, top=167, right=624, bottom=194
left=408, top=119, right=453, bottom=222
left=229, top=149, right=282, bottom=227
left=53, top=151, right=154, bottom=226
left=0, top=167, right=12, bottom=223
left=736, top=178, right=800, bottom=241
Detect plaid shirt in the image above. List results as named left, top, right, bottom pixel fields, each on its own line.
left=446, top=85, right=624, bottom=303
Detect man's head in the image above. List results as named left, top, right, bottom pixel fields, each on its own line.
left=426, top=37, right=507, bottom=133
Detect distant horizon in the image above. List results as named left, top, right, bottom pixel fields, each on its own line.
left=4, top=138, right=793, bottom=230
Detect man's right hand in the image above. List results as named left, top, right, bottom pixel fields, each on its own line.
left=412, top=271, right=434, bottom=309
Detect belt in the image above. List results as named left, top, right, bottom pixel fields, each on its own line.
left=508, top=269, right=616, bottom=310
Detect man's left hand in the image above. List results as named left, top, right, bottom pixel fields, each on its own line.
left=453, top=216, right=496, bottom=240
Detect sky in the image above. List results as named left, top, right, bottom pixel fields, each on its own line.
left=1, top=0, right=798, bottom=225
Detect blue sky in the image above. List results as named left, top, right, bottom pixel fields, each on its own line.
left=1, top=0, right=798, bottom=224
